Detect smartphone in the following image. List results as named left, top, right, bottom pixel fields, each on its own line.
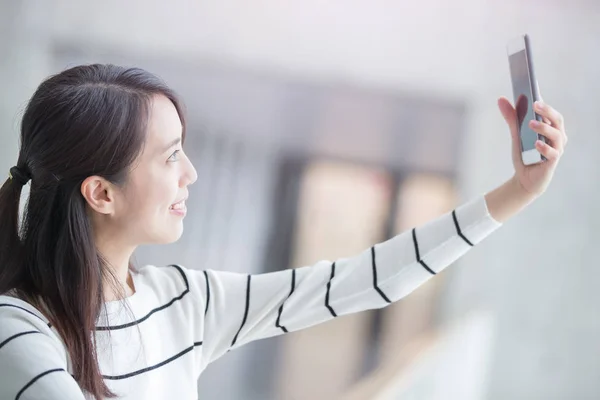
left=507, top=34, right=545, bottom=165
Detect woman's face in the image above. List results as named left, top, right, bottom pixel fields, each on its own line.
left=106, top=94, right=198, bottom=246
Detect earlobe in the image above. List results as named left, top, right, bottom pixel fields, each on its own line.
left=80, top=176, right=114, bottom=215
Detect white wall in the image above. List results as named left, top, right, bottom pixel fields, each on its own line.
left=0, top=1, right=53, bottom=177
left=3, top=0, right=599, bottom=398
left=51, top=0, right=488, bottom=98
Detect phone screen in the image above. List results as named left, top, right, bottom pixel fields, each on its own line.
left=508, top=49, right=538, bottom=152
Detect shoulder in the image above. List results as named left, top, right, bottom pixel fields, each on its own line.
left=134, top=264, right=211, bottom=310
left=133, top=264, right=204, bottom=308
left=0, top=296, right=81, bottom=398
left=0, top=294, right=52, bottom=330
left=0, top=294, right=68, bottom=365
left=134, top=264, right=191, bottom=294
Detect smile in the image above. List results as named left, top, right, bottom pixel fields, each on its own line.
left=169, top=199, right=187, bottom=215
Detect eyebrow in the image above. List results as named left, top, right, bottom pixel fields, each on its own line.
left=161, top=137, right=182, bottom=153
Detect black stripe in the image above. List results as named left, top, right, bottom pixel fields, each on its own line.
left=16, top=368, right=65, bottom=400
left=325, top=262, right=337, bottom=317
left=96, top=265, right=189, bottom=331
left=452, top=210, right=474, bottom=246
left=371, top=247, right=391, bottom=303
left=231, top=275, right=251, bottom=346
left=0, top=304, right=50, bottom=328
left=275, top=269, right=296, bottom=333
left=103, top=342, right=203, bottom=380
left=170, top=265, right=190, bottom=290
left=412, top=228, right=436, bottom=275
left=203, top=270, right=211, bottom=316
left=0, top=330, right=42, bottom=350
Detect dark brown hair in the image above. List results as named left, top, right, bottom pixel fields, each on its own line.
left=0, top=64, right=185, bottom=398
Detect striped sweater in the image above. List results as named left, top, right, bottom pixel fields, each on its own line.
left=0, top=195, right=500, bottom=399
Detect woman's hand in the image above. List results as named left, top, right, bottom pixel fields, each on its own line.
left=485, top=97, right=568, bottom=223
left=498, top=96, right=568, bottom=197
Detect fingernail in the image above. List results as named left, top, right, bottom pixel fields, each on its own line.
left=530, top=120, right=540, bottom=127
left=535, top=101, right=544, bottom=110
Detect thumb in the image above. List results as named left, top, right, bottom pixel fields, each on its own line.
left=497, top=96, right=522, bottom=165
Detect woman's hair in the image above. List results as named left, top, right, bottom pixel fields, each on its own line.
left=0, top=64, right=185, bottom=399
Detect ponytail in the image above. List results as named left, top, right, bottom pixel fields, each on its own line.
left=0, top=171, right=28, bottom=290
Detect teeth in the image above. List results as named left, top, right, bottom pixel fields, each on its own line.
left=170, top=201, right=185, bottom=210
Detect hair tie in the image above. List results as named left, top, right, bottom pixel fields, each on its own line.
left=9, top=166, right=32, bottom=186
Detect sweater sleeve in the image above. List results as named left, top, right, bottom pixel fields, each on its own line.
left=0, top=307, right=86, bottom=400
left=188, top=195, right=501, bottom=366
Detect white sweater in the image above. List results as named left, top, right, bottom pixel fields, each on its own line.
left=0, top=196, right=500, bottom=400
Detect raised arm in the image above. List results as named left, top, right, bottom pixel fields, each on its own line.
left=190, top=194, right=500, bottom=365
left=192, top=97, right=568, bottom=367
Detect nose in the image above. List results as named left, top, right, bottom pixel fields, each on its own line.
left=181, top=155, right=198, bottom=187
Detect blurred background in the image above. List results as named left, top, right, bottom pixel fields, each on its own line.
left=0, top=1, right=597, bottom=399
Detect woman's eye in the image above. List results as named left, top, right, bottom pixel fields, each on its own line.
left=168, top=150, right=181, bottom=162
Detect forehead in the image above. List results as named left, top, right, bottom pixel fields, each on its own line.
left=145, top=95, right=183, bottom=149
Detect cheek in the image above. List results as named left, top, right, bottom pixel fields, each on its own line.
left=140, top=177, right=179, bottom=216
left=132, top=185, right=174, bottom=217
left=120, top=164, right=180, bottom=223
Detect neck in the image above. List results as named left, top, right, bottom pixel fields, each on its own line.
left=95, top=234, right=137, bottom=302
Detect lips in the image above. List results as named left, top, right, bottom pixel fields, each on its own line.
left=169, top=195, right=188, bottom=214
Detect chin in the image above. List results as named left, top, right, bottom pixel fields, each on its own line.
left=164, top=228, right=184, bottom=244
left=150, top=225, right=184, bottom=244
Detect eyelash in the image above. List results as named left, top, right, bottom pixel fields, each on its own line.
left=167, top=150, right=181, bottom=162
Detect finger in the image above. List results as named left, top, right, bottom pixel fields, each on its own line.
left=535, top=140, right=560, bottom=162
left=534, top=101, right=564, bottom=130
left=535, top=115, right=568, bottom=147
left=543, top=114, right=569, bottom=147
left=535, top=84, right=564, bottom=146
left=529, top=120, right=564, bottom=153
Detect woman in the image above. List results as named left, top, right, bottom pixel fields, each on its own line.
left=0, top=64, right=567, bottom=400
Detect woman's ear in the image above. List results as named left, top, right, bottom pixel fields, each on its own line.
left=80, top=176, right=116, bottom=215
